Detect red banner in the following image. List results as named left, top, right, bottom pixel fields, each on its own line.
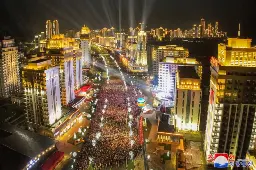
left=139, top=116, right=144, bottom=145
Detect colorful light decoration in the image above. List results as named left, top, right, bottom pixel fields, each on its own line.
left=137, top=98, right=146, bottom=108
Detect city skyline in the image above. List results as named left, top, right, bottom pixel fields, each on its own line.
left=2, top=1, right=256, bottom=169
left=1, top=0, right=255, bottom=41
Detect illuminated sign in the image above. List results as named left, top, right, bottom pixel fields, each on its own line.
left=208, top=153, right=253, bottom=168
left=210, top=88, right=214, bottom=105
left=137, top=98, right=146, bottom=108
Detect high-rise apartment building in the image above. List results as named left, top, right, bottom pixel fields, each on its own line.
left=193, top=24, right=197, bottom=38
left=175, top=66, right=201, bottom=131
left=152, top=45, right=189, bottom=76
left=158, top=56, right=201, bottom=107
left=205, top=38, right=256, bottom=160
left=22, top=57, right=61, bottom=130
left=0, top=36, right=20, bottom=98
left=52, top=20, right=60, bottom=35
left=80, top=25, right=91, bottom=67
left=74, top=50, right=83, bottom=90
left=47, top=34, right=75, bottom=105
left=136, top=30, right=147, bottom=66
left=215, top=22, right=219, bottom=36
left=46, top=20, right=53, bottom=39
left=207, top=23, right=212, bottom=37
left=156, top=27, right=165, bottom=41
left=201, top=18, right=206, bottom=37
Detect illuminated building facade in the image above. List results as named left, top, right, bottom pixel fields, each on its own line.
left=152, top=45, right=189, bottom=76
left=80, top=25, right=91, bottom=67
left=115, top=32, right=126, bottom=49
left=46, top=20, right=52, bottom=39
left=22, top=57, right=61, bottom=129
left=214, top=22, right=219, bottom=37
left=0, top=36, right=20, bottom=98
left=52, top=20, right=60, bottom=35
left=136, top=30, right=147, bottom=66
left=74, top=50, right=83, bottom=89
left=205, top=38, right=256, bottom=160
left=156, top=27, right=165, bottom=41
left=158, top=56, right=201, bottom=107
left=201, top=18, right=206, bottom=37
left=128, top=27, right=137, bottom=43
left=175, top=66, right=201, bottom=131
left=47, top=34, right=75, bottom=105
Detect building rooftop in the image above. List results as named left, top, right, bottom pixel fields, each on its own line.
left=178, top=66, right=200, bottom=79
left=158, top=114, right=175, bottom=133
left=0, top=123, right=55, bottom=169
left=29, top=58, right=49, bottom=64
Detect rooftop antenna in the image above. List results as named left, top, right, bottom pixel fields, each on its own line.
left=238, top=23, right=241, bottom=37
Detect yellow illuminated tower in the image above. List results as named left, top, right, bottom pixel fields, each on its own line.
left=205, top=38, right=256, bottom=160
left=46, top=20, right=53, bottom=39
left=136, top=23, right=147, bottom=67
left=80, top=25, right=91, bottom=67
left=47, top=34, right=76, bottom=106
left=0, top=36, right=20, bottom=98
left=200, top=18, right=206, bottom=37
left=215, top=21, right=219, bottom=36
left=53, top=20, right=60, bottom=35
left=207, top=23, right=212, bottom=37
left=22, top=57, right=61, bottom=130
left=175, top=66, right=202, bottom=131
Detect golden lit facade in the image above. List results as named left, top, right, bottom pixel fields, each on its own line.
left=218, top=38, right=256, bottom=66
left=175, top=66, right=201, bottom=131
left=22, top=57, right=61, bottom=130
left=80, top=25, right=91, bottom=67
left=0, top=37, right=20, bottom=98
left=205, top=38, right=256, bottom=160
left=52, top=20, right=60, bottom=35
left=155, top=27, right=166, bottom=41
left=46, top=20, right=52, bottom=39
left=47, top=34, right=77, bottom=49
left=98, top=27, right=115, bottom=48
left=136, top=30, right=147, bottom=66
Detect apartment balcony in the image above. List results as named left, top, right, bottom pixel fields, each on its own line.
left=214, top=118, right=221, bottom=122
left=210, top=145, right=218, bottom=150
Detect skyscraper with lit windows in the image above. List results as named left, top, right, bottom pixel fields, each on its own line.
left=0, top=36, right=20, bottom=98
left=22, top=57, right=61, bottom=130
left=80, top=25, right=91, bottom=67
left=46, top=20, right=53, bottom=39
left=52, top=20, right=60, bottom=35
left=74, top=49, right=83, bottom=89
left=136, top=24, right=147, bottom=67
left=205, top=38, right=256, bottom=160
left=200, top=18, right=206, bottom=37
left=175, top=66, right=202, bottom=131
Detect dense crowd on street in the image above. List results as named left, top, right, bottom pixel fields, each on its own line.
left=76, top=72, right=144, bottom=169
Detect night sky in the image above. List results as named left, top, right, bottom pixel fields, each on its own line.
left=1, top=0, right=256, bottom=41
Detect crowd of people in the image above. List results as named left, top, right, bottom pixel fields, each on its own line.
left=76, top=70, right=144, bottom=169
